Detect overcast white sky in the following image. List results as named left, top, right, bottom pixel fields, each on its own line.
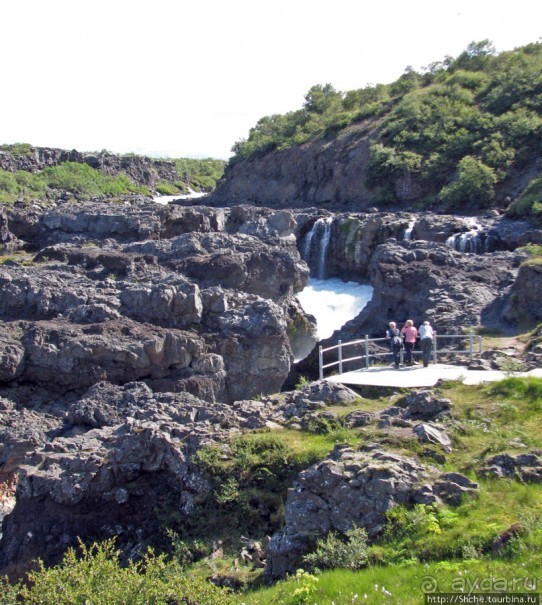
left=1, top=0, right=541, bottom=159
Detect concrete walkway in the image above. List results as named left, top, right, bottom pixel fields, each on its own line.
left=325, top=364, right=542, bottom=388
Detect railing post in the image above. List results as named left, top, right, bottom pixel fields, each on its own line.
left=433, top=331, right=438, bottom=365
left=469, top=331, right=474, bottom=362
left=319, top=345, right=323, bottom=381
left=338, top=340, right=343, bottom=374
left=365, top=334, right=369, bottom=369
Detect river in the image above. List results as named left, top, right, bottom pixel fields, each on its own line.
left=296, top=278, right=373, bottom=340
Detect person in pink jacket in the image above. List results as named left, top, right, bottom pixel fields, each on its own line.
left=401, top=319, right=418, bottom=366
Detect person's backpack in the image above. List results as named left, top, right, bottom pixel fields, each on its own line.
left=391, top=330, right=403, bottom=349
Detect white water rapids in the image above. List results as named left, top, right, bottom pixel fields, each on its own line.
left=296, top=278, right=373, bottom=340
left=153, top=190, right=207, bottom=205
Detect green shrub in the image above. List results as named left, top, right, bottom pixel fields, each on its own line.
left=2, top=539, right=235, bottom=605
left=229, top=41, right=542, bottom=214
left=507, top=176, right=542, bottom=225
left=302, top=526, right=368, bottom=571
left=486, top=376, right=542, bottom=403
left=0, top=142, right=33, bottom=156
left=155, top=180, right=179, bottom=195
left=0, top=162, right=150, bottom=204
left=439, top=156, right=497, bottom=210
left=175, top=158, right=225, bottom=190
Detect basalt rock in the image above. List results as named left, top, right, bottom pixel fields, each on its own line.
left=0, top=206, right=16, bottom=244
left=479, top=452, right=542, bottom=483
left=0, top=329, right=26, bottom=382
left=503, top=261, right=542, bottom=324
left=266, top=445, right=428, bottom=577
left=0, top=380, right=295, bottom=572
left=0, top=419, right=211, bottom=571
left=399, top=390, right=453, bottom=420
left=265, top=445, right=477, bottom=577
left=0, top=256, right=299, bottom=402
left=210, top=123, right=377, bottom=210
left=15, top=318, right=223, bottom=398
left=0, top=146, right=180, bottom=191
left=0, top=399, right=62, bottom=474
left=123, top=232, right=308, bottom=301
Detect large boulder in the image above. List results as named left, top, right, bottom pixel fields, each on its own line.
left=123, top=232, right=308, bottom=301
left=15, top=318, right=223, bottom=399
left=503, top=261, right=542, bottom=324
left=266, top=445, right=429, bottom=577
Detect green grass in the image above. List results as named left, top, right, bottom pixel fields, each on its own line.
left=168, top=428, right=364, bottom=547
left=239, top=376, right=542, bottom=603
left=2, top=377, right=541, bottom=604
left=241, top=554, right=541, bottom=604
left=508, top=176, right=542, bottom=226
left=0, top=162, right=150, bottom=204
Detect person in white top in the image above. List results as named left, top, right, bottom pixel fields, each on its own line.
left=419, top=320, right=434, bottom=367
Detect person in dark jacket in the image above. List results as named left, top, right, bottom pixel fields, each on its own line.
left=387, top=321, right=402, bottom=369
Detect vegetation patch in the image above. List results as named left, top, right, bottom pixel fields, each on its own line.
left=230, top=40, right=542, bottom=213
left=0, top=162, right=150, bottom=205
left=507, top=175, right=542, bottom=226
left=0, top=539, right=236, bottom=605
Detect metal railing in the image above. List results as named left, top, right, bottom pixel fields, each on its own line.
left=318, top=332, right=483, bottom=380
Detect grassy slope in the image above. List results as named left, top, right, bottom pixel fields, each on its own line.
left=0, top=150, right=225, bottom=205
left=239, top=374, right=542, bottom=604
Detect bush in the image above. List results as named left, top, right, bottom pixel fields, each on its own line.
left=155, top=180, right=179, bottom=195
left=0, top=162, right=150, bottom=204
left=438, top=156, right=497, bottom=210
left=301, top=526, right=368, bottom=571
left=2, top=539, right=235, bottom=605
left=486, top=376, right=542, bottom=403
left=507, top=176, right=542, bottom=225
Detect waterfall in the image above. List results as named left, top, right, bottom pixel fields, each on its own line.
left=403, top=219, right=415, bottom=241
left=317, top=218, right=332, bottom=279
left=301, top=217, right=333, bottom=279
left=446, top=219, right=486, bottom=254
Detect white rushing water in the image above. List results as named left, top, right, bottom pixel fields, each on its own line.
left=296, top=278, right=373, bottom=340
left=153, top=189, right=208, bottom=205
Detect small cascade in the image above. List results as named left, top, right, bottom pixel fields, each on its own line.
left=301, top=217, right=333, bottom=279
left=446, top=219, right=487, bottom=254
left=403, top=219, right=415, bottom=241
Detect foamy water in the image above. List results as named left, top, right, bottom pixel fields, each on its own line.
left=153, top=190, right=207, bottom=205
left=296, top=278, right=373, bottom=340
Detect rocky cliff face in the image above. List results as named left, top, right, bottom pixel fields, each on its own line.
left=211, top=123, right=377, bottom=210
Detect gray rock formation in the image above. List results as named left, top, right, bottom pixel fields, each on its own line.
left=0, top=146, right=183, bottom=192
left=479, top=452, right=542, bottom=483
left=265, top=444, right=477, bottom=577
left=0, top=206, right=15, bottom=244
left=210, top=123, right=376, bottom=210
left=0, top=379, right=356, bottom=571
left=503, top=261, right=542, bottom=324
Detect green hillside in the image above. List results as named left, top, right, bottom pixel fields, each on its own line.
left=231, top=41, right=542, bottom=219
left=0, top=147, right=225, bottom=205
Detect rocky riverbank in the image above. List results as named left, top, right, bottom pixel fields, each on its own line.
left=1, top=197, right=541, bottom=575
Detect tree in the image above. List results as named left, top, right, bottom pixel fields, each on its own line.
left=439, top=155, right=497, bottom=210
left=303, top=83, right=342, bottom=114
left=451, top=40, right=496, bottom=72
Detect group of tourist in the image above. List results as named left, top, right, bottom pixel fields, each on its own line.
left=386, top=319, right=434, bottom=369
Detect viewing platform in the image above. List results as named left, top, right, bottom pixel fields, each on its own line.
left=325, top=363, right=542, bottom=389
